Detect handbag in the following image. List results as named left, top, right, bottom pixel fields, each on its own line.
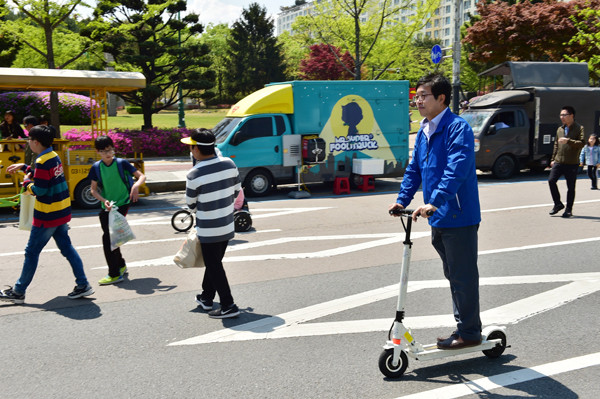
left=173, top=230, right=205, bottom=268
left=108, top=205, right=136, bottom=251
left=18, top=193, right=35, bottom=231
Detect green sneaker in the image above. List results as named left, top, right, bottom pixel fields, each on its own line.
left=98, top=275, right=124, bottom=285
left=120, top=266, right=128, bottom=277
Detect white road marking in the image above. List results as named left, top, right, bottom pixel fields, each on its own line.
left=482, top=198, right=600, bottom=213
left=168, top=272, right=600, bottom=345
left=395, top=352, right=600, bottom=399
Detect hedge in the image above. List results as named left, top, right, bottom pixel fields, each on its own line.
left=0, top=91, right=97, bottom=125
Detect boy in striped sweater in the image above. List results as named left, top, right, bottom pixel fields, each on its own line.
left=0, top=126, right=94, bottom=304
left=181, top=128, right=241, bottom=318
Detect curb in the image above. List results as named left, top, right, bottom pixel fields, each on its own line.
left=146, top=180, right=186, bottom=193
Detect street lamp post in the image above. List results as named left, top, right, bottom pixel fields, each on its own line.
left=178, top=11, right=186, bottom=128
left=452, top=0, right=462, bottom=114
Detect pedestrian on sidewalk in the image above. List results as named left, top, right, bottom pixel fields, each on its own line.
left=548, top=106, right=585, bottom=218
left=0, top=126, right=94, bottom=304
left=181, top=128, right=242, bottom=319
left=88, top=135, right=146, bottom=285
left=579, top=133, right=600, bottom=190
left=389, top=73, right=482, bottom=350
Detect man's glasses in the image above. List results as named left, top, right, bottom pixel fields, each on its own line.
left=559, top=113, right=571, bottom=117
left=413, top=93, right=434, bottom=101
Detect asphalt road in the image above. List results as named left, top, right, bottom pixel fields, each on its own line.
left=0, top=173, right=599, bottom=398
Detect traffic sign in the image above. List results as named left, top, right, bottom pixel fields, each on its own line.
left=431, top=44, right=442, bottom=64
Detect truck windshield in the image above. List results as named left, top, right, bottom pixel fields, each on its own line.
left=213, top=117, right=242, bottom=144
left=461, top=111, right=494, bottom=136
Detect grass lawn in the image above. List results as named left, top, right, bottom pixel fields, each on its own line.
left=62, top=109, right=230, bottom=132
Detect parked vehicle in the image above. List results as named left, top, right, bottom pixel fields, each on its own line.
left=0, top=67, right=148, bottom=209
left=213, top=80, right=411, bottom=196
left=462, top=61, right=600, bottom=178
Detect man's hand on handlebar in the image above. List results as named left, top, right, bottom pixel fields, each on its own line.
left=412, top=204, right=436, bottom=221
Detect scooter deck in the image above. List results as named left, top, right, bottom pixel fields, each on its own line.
left=405, top=339, right=502, bottom=361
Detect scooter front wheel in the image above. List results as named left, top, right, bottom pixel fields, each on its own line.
left=171, top=210, right=194, bottom=232
left=378, top=348, right=408, bottom=378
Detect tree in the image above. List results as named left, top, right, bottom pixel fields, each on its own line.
left=1, top=0, right=97, bottom=131
left=225, top=3, right=286, bottom=99
left=463, top=0, right=600, bottom=66
left=299, top=43, right=355, bottom=80
left=86, top=0, right=215, bottom=129
left=277, top=30, right=308, bottom=80
left=0, top=2, right=22, bottom=66
left=200, top=23, right=232, bottom=105
left=567, top=4, right=600, bottom=81
left=292, top=0, right=440, bottom=80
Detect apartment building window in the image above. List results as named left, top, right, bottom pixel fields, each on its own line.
left=434, top=19, right=440, bottom=27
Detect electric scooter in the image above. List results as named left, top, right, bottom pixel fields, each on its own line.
left=378, top=208, right=508, bottom=378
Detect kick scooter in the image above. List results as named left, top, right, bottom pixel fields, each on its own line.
left=378, top=208, right=508, bottom=378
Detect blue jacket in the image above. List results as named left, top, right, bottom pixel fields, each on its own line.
left=396, top=109, right=481, bottom=228
left=579, top=145, right=600, bottom=166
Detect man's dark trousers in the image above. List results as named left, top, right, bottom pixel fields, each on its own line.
left=431, top=224, right=481, bottom=341
left=200, top=240, right=234, bottom=307
left=548, top=163, right=579, bottom=210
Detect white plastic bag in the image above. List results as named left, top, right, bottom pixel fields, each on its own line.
left=18, top=193, right=35, bottom=231
left=108, top=205, right=135, bottom=251
left=173, top=230, right=205, bottom=268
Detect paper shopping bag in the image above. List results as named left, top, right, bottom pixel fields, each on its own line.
left=173, top=231, right=205, bottom=268
left=108, top=206, right=135, bottom=251
left=18, top=193, right=35, bottom=231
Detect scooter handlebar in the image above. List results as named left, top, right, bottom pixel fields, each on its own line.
left=389, top=208, right=434, bottom=217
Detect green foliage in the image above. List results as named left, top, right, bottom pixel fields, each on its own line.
left=200, top=23, right=232, bottom=105
left=567, top=4, right=600, bottom=82
left=225, top=3, right=286, bottom=99
left=277, top=31, right=308, bottom=80
left=85, top=0, right=215, bottom=128
left=126, top=106, right=143, bottom=114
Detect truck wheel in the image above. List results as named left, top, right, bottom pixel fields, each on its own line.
left=492, top=155, right=516, bottom=179
left=244, top=169, right=273, bottom=197
left=74, top=179, right=100, bottom=209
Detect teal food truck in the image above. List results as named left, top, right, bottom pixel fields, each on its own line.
left=213, top=80, right=410, bottom=196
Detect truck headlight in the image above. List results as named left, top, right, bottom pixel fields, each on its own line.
left=474, top=139, right=480, bottom=152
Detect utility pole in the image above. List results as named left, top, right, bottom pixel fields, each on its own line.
left=452, top=0, right=462, bottom=114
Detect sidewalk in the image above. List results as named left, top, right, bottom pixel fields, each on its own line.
left=143, top=156, right=190, bottom=193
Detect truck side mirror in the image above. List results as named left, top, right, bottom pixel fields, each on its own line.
left=487, top=125, right=497, bottom=135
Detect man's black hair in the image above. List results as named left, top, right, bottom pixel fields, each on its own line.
left=562, top=106, right=576, bottom=117
left=39, top=114, right=50, bottom=124
left=191, top=128, right=216, bottom=156
left=416, top=73, right=452, bottom=106
left=23, top=115, right=38, bottom=127
left=28, top=125, right=54, bottom=148
left=94, top=135, right=115, bottom=150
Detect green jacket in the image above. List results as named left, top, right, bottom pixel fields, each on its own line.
left=551, top=122, right=585, bottom=165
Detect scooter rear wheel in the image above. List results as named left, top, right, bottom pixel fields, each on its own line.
left=482, top=330, right=507, bottom=358
left=171, top=209, right=194, bottom=232
left=378, top=348, right=408, bottom=378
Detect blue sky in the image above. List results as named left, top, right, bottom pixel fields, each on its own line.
left=188, top=0, right=285, bottom=26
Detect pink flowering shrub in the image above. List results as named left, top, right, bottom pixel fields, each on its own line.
left=63, top=127, right=194, bottom=157
left=0, top=91, right=97, bottom=124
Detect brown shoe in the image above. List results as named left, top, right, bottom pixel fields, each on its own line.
left=437, top=336, right=482, bottom=350
left=437, top=331, right=459, bottom=342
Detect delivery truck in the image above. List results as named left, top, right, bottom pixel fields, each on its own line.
left=461, top=61, right=600, bottom=178
left=213, top=80, right=410, bottom=196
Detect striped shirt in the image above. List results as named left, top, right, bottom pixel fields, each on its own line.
left=24, top=148, right=71, bottom=227
left=185, top=156, right=241, bottom=243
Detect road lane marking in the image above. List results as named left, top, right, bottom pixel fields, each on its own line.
left=395, top=352, right=600, bottom=399
left=168, top=272, right=600, bottom=345
left=482, top=199, right=600, bottom=213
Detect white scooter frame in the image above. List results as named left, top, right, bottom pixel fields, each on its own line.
left=379, top=209, right=508, bottom=379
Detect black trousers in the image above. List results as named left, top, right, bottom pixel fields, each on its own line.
left=587, top=165, right=598, bottom=189
left=548, top=163, right=578, bottom=210
left=99, top=204, right=129, bottom=277
left=200, top=240, right=234, bottom=307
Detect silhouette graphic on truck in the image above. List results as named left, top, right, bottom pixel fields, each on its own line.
left=342, top=101, right=363, bottom=136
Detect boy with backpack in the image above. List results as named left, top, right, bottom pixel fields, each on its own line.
left=88, top=136, right=146, bottom=285
left=0, top=126, right=94, bottom=304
